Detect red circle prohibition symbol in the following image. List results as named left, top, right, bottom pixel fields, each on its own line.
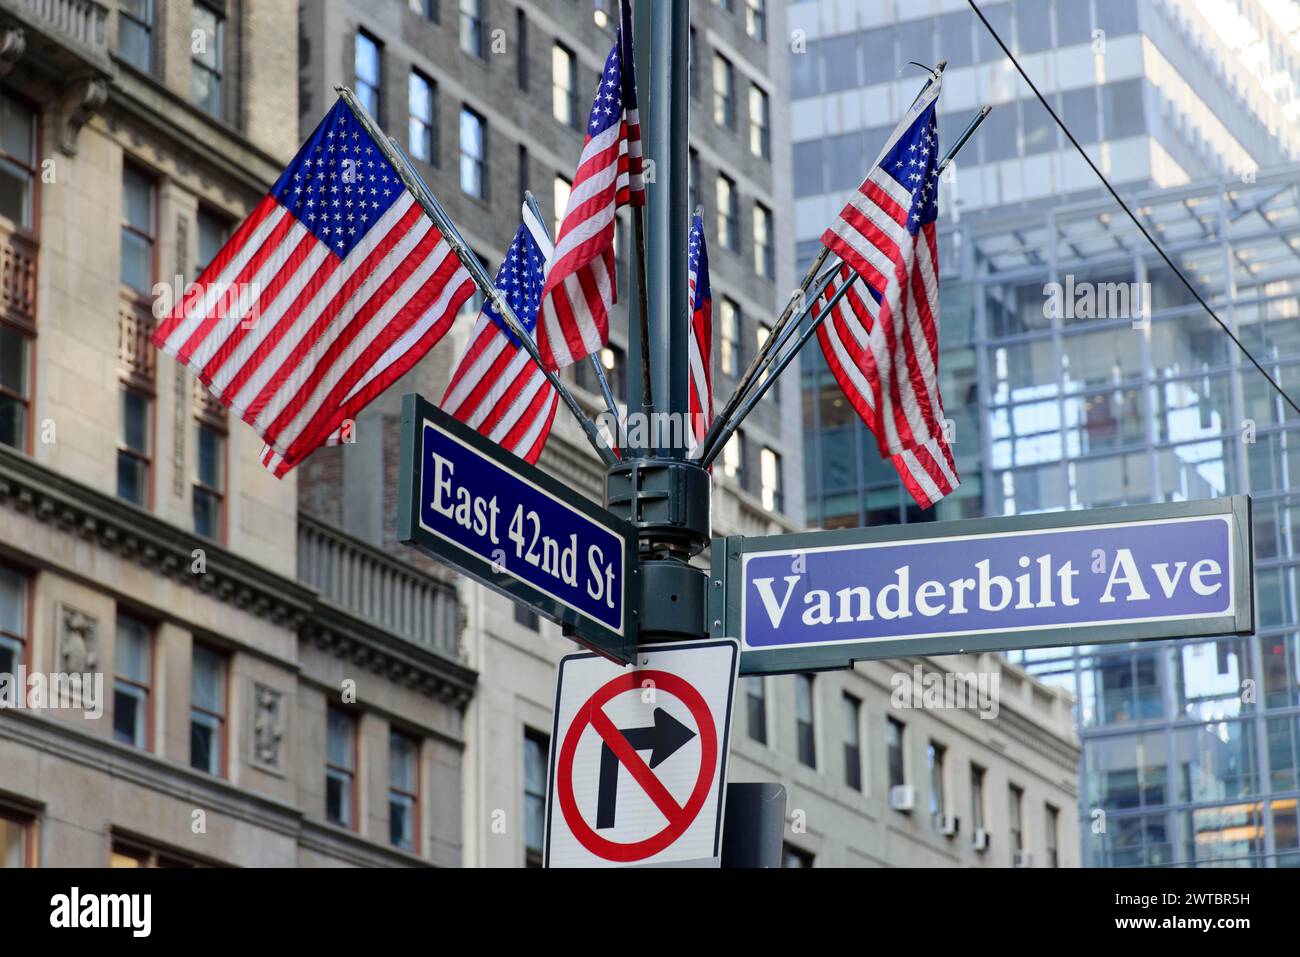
left=556, top=670, right=718, bottom=863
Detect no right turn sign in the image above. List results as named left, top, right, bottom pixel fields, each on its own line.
left=543, top=639, right=739, bottom=868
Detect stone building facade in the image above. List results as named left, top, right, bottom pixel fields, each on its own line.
left=0, top=0, right=471, bottom=868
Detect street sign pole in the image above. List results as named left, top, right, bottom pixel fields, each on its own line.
left=605, top=0, right=711, bottom=645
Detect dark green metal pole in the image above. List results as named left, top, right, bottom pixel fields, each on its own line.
left=604, top=0, right=710, bottom=642
left=626, top=0, right=653, bottom=456
left=645, top=0, right=692, bottom=447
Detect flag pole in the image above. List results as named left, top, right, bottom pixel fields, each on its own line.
left=332, top=86, right=619, bottom=468
left=701, top=270, right=865, bottom=468
left=693, top=65, right=948, bottom=465
left=524, top=190, right=623, bottom=432
left=698, top=101, right=992, bottom=467
left=625, top=0, right=655, bottom=456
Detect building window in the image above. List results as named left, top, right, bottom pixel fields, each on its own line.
left=713, top=54, right=735, bottom=129
left=722, top=430, right=745, bottom=488
left=552, top=43, right=579, bottom=129
left=195, top=206, right=229, bottom=275
left=744, top=676, right=767, bottom=744
left=0, top=807, right=33, bottom=867
left=886, top=717, right=905, bottom=789
left=326, top=708, right=357, bottom=829
left=795, top=674, right=816, bottom=768
left=688, top=147, right=701, bottom=213
left=760, top=446, right=782, bottom=511
left=459, top=107, right=486, bottom=199
left=0, top=92, right=34, bottom=454
left=553, top=174, right=571, bottom=239
left=755, top=322, right=772, bottom=387
left=190, top=2, right=225, bottom=118
left=110, top=837, right=200, bottom=868
left=355, top=31, right=382, bottom=120
left=753, top=202, right=773, bottom=278
left=1009, top=784, right=1024, bottom=854
left=517, top=144, right=529, bottom=201
left=0, top=91, right=36, bottom=229
left=748, top=84, right=770, bottom=158
left=689, top=27, right=700, bottom=101
left=118, top=0, right=153, bottom=73
left=514, top=601, right=540, bottom=630
left=0, top=563, right=27, bottom=680
left=524, top=728, right=549, bottom=867
left=113, top=614, right=152, bottom=750
left=190, top=644, right=225, bottom=776
left=460, top=0, right=484, bottom=58
left=927, top=741, right=946, bottom=825
left=409, top=0, right=437, bottom=18
left=121, top=165, right=156, bottom=295
left=745, top=0, right=767, bottom=41
left=782, top=842, right=814, bottom=867
left=408, top=71, right=436, bottom=164
left=716, top=174, right=737, bottom=250
left=720, top=297, right=740, bottom=376
left=0, top=322, right=29, bottom=452
left=843, top=693, right=862, bottom=791
left=1046, top=803, right=1059, bottom=867
left=193, top=419, right=224, bottom=540
left=516, top=9, right=529, bottom=90
left=117, top=385, right=152, bottom=507
left=389, top=731, right=420, bottom=852
left=970, top=764, right=985, bottom=832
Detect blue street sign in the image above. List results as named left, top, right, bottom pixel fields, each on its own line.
left=398, top=394, right=637, bottom=664
left=712, top=497, right=1253, bottom=675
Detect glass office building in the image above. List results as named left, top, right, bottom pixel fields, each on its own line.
left=802, top=166, right=1300, bottom=867
left=794, top=0, right=1300, bottom=868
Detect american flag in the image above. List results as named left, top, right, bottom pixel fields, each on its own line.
left=152, top=97, right=475, bottom=478
left=536, top=0, right=644, bottom=372
left=817, top=78, right=959, bottom=508
left=687, top=212, right=712, bottom=453
left=441, top=203, right=558, bottom=464
left=814, top=267, right=959, bottom=508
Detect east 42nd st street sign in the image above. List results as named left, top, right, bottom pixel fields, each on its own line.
left=398, top=394, right=638, bottom=665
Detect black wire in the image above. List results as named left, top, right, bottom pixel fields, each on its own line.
left=966, top=0, right=1300, bottom=419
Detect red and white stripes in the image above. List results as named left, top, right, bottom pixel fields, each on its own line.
left=154, top=190, right=474, bottom=478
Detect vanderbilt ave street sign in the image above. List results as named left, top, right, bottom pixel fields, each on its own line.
left=713, top=497, right=1254, bottom=676
left=398, top=394, right=638, bottom=664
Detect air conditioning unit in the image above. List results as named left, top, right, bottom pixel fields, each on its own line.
left=972, top=828, right=990, bottom=853
left=1013, top=849, right=1033, bottom=868
left=889, top=785, right=916, bottom=812
left=939, top=814, right=959, bottom=837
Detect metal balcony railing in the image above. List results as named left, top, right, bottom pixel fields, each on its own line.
left=297, top=513, right=460, bottom=659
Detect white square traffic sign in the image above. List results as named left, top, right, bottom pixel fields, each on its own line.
left=543, top=639, right=739, bottom=868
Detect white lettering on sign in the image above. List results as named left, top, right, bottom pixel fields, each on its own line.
left=428, top=448, right=621, bottom=606
left=751, top=549, right=1215, bottom=629
left=429, top=451, right=501, bottom=542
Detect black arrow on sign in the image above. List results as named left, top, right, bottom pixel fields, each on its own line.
left=596, top=708, right=697, bottom=830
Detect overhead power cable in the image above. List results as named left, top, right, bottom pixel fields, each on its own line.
left=967, top=0, right=1300, bottom=419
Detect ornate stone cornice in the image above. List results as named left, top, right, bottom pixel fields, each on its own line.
left=0, top=444, right=315, bottom=628
left=304, top=599, right=477, bottom=710
left=0, top=446, right=478, bottom=706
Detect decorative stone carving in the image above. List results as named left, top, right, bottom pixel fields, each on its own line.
left=0, top=28, right=24, bottom=77
left=57, top=604, right=99, bottom=674
left=252, top=683, right=286, bottom=774
left=59, top=76, right=107, bottom=157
